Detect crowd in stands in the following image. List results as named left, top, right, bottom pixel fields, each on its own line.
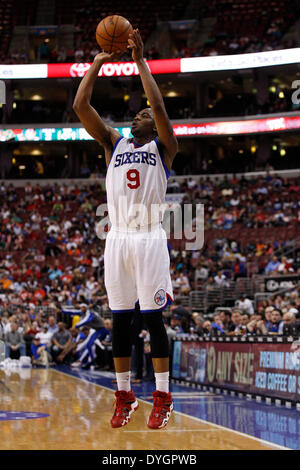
left=1, top=0, right=299, bottom=65
left=165, top=289, right=300, bottom=339
left=1, top=287, right=299, bottom=377
left=2, top=28, right=297, bottom=66
left=0, top=173, right=298, bottom=314
left=0, top=308, right=113, bottom=369
left=0, top=172, right=299, bottom=374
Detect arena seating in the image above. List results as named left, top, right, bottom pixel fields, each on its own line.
left=0, top=0, right=38, bottom=60
left=202, top=0, right=297, bottom=37
left=0, top=0, right=14, bottom=59
left=0, top=173, right=299, bottom=318
left=56, top=0, right=186, bottom=44
left=1, top=0, right=299, bottom=63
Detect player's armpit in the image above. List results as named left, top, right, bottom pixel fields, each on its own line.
left=152, top=103, right=178, bottom=167
left=73, top=101, right=121, bottom=149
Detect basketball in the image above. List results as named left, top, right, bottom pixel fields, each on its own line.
left=96, top=15, right=133, bottom=54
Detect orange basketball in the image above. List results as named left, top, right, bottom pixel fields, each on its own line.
left=96, top=15, right=133, bottom=54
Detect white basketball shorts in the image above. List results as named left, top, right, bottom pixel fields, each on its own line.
left=104, top=224, right=173, bottom=313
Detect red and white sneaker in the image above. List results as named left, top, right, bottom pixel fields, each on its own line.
left=111, top=390, right=139, bottom=428
left=147, top=390, right=173, bottom=429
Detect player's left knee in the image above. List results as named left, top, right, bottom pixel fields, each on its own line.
left=143, top=312, right=169, bottom=358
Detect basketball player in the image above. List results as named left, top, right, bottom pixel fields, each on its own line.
left=62, top=304, right=107, bottom=368
left=73, top=29, right=178, bottom=429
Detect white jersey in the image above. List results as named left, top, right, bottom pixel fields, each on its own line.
left=105, top=136, right=169, bottom=230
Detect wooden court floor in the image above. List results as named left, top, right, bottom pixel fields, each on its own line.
left=0, top=368, right=283, bottom=450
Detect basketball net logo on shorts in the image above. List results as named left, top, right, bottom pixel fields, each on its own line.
left=154, top=289, right=166, bottom=306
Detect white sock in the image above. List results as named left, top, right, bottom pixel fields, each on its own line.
left=155, top=372, right=169, bottom=393
left=116, top=371, right=131, bottom=392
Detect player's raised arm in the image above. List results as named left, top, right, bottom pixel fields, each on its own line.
left=128, top=29, right=178, bottom=169
left=73, top=51, right=122, bottom=166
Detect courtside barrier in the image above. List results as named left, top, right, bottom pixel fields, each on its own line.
left=172, top=336, right=300, bottom=407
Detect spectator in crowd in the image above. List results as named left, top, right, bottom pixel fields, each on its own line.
left=195, top=264, right=209, bottom=283
left=211, top=313, right=224, bottom=335
left=228, top=310, right=243, bottom=335
left=26, top=321, right=40, bottom=337
left=51, top=322, right=72, bottom=363
left=202, top=320, right=213, bottom=336
left=47, top=316, right=59, bottom=336
left=36, top=325, right=53, bottom=348
left=170, top=302, right=191, bottom=321
left=247, top=314, right=264, bottom=335
left=219, top=310, right=234, bottom=334
left=141, top=328, right=154, bottom=381
left=164, top=318, right=177, bottom=347
left=175, top=273, right=191, bottom=294
left=5, top=322, right=26, bottom=358
left=169, top=315, right=184, bottom=335
left=31, top=336, right=50, bottom=366
left=259, top=309, right=284, bottom=335
left=235, top=295, right=254, bottom=315
left=265, top=256, right=280, bottom=274
left=0, top=315, right=5, bottom=340
left=282, top=312, right=300, bottom=335
left=240, top=313, right=251, bottom=335
left=192, top=314, right=205, bottom=335
left=214, top=270, right=229, bottom=287
left=96, top=318, right=113, bottom=371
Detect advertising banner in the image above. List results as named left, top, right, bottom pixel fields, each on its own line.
left=1, top=47, right=300, bottom=79
left=47, top=59, right=181, bottom=78
left=172, top=340, right=300, bottom=402
left=181, top=48, right=300, bottom=73
left=264, top=275, right=300, bottom=292
left=2, top=115, right=300, bottom=142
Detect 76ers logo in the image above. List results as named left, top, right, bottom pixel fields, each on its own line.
left=154, top=289, right=166, bottom=306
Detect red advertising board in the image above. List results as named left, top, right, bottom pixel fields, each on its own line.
left=47, top=59, right=181, bottom=78
left=172, top=341, right=300, bottom=402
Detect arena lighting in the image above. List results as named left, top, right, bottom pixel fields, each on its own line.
left=31, top=94, right=43, bottom=101
left=1, top=47, right=300, bottom=79
left=166, top=91, right=178, bottom=97
left=1, top=114, right=300, bottom=141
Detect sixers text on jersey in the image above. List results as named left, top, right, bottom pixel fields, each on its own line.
left=114, top=151, right=157, bottom=167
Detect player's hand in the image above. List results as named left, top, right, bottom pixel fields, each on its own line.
left=93, top=50, right=122, bottom=64
left=128, top=29, right=144, bottom=63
